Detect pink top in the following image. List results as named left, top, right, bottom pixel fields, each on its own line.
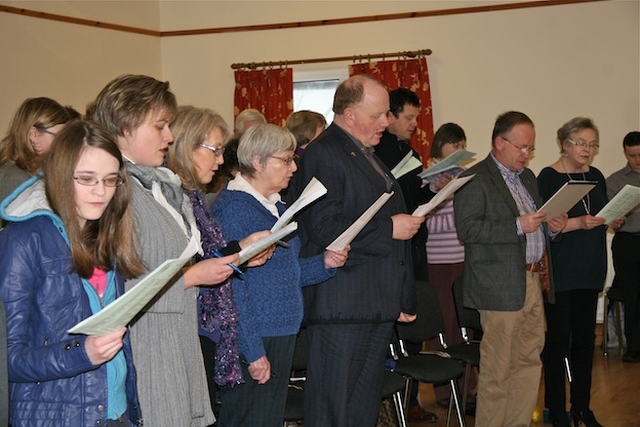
left=88, top=267, right=107, bottom=301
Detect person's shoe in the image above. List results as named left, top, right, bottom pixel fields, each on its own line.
left=571, top=408, right=603, bottom=427
left=623, top=351, right=640, bottom=363
left=435, top=398, right=449, bottom=408
left=408, top=405, right=439, bottom=423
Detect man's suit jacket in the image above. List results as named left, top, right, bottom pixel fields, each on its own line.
left=454, top=154, right=555, bottom=311
left=290, top=123, right=416, bottom=324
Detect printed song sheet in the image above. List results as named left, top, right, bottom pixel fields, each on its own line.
left=68, top=235, right=200, bottom=335
left=417, top=150, right=475, bottom=180
left=238, top=222, right=298, bottom=264
left=412, top=175, right=475, bottom=217
left=596, top=184, right=640, bottom=225
left=271, top=177, right=327, bottom=232
left=326, top=192, right=394, bottom=251
left=391, top=151, right=423, bottom=180
left=537, top=181, right=596, bottom=219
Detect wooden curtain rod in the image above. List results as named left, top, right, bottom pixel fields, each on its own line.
left=231, top=49, right=432, bottom=70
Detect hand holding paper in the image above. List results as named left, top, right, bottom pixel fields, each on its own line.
left=238, top=222, right=298, bottom=265
left=68, top=235, right=201, bottom=336
left=596, top=184, right=640, bottom=225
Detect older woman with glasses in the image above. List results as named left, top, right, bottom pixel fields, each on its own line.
left=165, top=105, right=272, bottom=415
left=537, top=117, right=623, bottom=427
left=211, top=123, right=349, bottom=426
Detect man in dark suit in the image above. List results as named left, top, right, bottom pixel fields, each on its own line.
left=373, top=87, right=438, bottom=423
left=454, top=111, right=567, bottom=427
left=291, top=74, right=424, bottom=427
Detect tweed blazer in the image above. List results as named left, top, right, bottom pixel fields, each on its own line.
left=454, top=154, right=555, bottom=311
left=290, top=123, right=416, bottom=324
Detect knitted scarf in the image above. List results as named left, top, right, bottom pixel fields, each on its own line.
left=188, top=190, right=244, bottom=386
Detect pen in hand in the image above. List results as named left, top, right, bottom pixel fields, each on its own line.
left=212, top=250, right=244, bottom=277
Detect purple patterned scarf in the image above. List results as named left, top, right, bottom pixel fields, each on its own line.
left=187, top=190, right=244, bottom=386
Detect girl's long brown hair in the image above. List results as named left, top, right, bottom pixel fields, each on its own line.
left=42, top=121, right=144, bottom=279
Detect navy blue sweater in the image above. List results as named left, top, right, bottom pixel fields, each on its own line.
left=211, top=188, right=334, bottom=363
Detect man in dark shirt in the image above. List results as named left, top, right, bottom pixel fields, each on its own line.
left=374, top=88, right=437, bottom=422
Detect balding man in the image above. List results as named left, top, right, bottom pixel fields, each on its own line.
left=291, top=74, right=423, bottom=427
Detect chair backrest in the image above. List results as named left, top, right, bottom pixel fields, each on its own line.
left=395, top=281, right=445, bottom=344
left=452, top=276, right=482, bottom=340
left=0, top=297, right=8, bottom=427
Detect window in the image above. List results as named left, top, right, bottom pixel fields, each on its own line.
left=292, top=68, right=349, bottom=124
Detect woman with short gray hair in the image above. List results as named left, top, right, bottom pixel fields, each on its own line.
left=211, top=123, right=349, bottom=426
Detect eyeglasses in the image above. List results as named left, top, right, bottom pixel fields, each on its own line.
left=39, top=128, right=58, bottom=137
left=567, top=139, right=599, bottom=150
left=502, top=136, right=535, bottom=154
left=446, top=141, right=467, bottom=149
left=199, top=143, right=225, bottom=157
left=270, top=155, right=297, bottom=165
left=74, top=175, right=124, bottom=187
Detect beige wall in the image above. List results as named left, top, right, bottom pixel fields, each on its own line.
left=160, top=0, right=639, bottom=179
left=0, top=0, right=638, bottom=179
left=0, top=1, right=162, bottom=133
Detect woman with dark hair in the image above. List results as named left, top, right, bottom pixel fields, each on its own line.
left=0, top=120, right=144, bottom=426
left=538, top=117, right=623, bottom=427
left=427, top=123, right=477, bottom=408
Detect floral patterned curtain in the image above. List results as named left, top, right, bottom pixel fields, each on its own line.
left=233, top=67, right=293, bottom=127
left=349, top=57, right=434, bottom=164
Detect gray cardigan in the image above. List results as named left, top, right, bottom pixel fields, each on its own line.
left=127, top=180, right=214, bottom=427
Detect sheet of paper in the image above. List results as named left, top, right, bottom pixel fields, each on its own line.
left=596, top=184, right=640, bottom=225
left=412, top=174, right=475, bottom=217
left=326, top=192, right=393, bottom=251
left=537, top=180, right=597, bottom=219
left=391, top=151, right=422, bottom=180
left=421, top=165, right=465, bottom=184
left=239, top=222, right=298, bottom=264
left=271, top=177, right=327, bottom=232
left=68, top=235, right=200, bottom=335
left=417, top=150, right=475, bottom=179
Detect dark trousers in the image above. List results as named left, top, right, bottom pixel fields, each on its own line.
left=217, top=335, right=295, bottom=427
left=199, top=336, right=219, bottom=417
left=612, top=232, right=640, bottom=352
left=304, top=322, right=394, bottom=427
left=543, top=289, right=598, bottom=414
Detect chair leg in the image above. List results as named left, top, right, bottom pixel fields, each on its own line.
left=392, top=390, right=408, bottom=427
left=614, top=301, right=624, bottom=355
left=447, top=378, right=466, bottom=427
left=603, top=293, right=609, bottom=356
left=460, top=364, right=471, bottom=411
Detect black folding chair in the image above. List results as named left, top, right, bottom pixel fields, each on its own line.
left=391, top=281, right=466, bottom=427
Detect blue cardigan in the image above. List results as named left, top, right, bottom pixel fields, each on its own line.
left=211, top=188, right=334, bottom=363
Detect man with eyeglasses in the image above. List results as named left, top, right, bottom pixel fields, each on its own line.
left=454, top=111, right=568, bottom=427
left=607, top=131, right=640, bottom=364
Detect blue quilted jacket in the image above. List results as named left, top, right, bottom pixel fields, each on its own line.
left=0, top=176, right=141, bottom=427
